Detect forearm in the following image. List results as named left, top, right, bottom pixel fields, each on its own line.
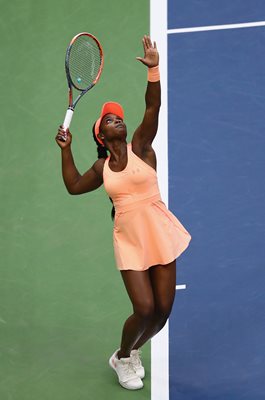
left=145, top=80, right=161, bottom=110
left=60, top=147, right=81, bottom=194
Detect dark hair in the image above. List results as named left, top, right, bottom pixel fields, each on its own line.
left=92, top=123, right=115, bottom=220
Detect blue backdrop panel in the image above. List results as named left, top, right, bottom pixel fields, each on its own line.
left=168, top=27, right=265, bottom=400
left=168, top=0, right=265, bottom=29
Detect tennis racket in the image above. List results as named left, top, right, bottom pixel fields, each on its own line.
left=59, top=32, right=104, bottom=141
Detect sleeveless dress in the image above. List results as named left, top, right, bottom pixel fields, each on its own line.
left=103, top=143, right=192, bottom=271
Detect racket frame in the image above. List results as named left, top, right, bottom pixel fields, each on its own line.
left=61, top=32, right=104, bottom=136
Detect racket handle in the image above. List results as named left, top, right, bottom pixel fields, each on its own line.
left=63, top=108, right=74, bottom=130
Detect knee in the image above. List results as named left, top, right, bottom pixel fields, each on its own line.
left=155, top=302, right=173, bottom=324
left=134, top=300, right=155, bottom=321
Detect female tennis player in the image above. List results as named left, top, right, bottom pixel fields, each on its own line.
left=56, top=35, right=191, bottom=390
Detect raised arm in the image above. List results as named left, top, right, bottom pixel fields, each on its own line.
left=132, top=35, right=160, bottom=152
left=55, top=126, right=104, bottom=195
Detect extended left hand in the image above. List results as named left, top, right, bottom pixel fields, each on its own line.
left=136, top=35, right=159, bottom=68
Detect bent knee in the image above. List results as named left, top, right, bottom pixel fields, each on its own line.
left=155, top=302, right=173, bottom=321
left=134, top=301, right=155, bottom=320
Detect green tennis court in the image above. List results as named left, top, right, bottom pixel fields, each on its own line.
left=0, top=1, right=151, bottom=399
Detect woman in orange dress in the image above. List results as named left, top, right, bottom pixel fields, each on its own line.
left=56, top=35, right=191, bottom=390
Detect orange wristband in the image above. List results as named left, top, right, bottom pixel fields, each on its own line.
left=148, top=66, right=160, bottom=82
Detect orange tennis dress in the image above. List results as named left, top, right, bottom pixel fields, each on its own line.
left=103, top=143, right=192, bottom=271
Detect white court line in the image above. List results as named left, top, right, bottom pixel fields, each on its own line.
left=176, top=284, right=187, bottom=290
left=168, top=20, right=265, bottom=34
left=150, top=1, right=169, bottom=400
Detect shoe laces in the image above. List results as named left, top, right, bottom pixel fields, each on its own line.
left=130, top=349, right=142, bottom=368
left=120, top=358, right=137, bottom=380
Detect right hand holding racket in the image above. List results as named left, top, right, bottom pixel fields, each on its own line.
left=55, top=126, right=72, bottom=148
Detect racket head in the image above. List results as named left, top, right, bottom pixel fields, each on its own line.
left=65, top=32, right=104, bottom=93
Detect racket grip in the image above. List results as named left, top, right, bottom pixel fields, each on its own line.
left=63, top=108, right=74, bottom=130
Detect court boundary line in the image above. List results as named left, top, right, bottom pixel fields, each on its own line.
left=168, top=20, right=265, bottom=34
left=150, top=1, right=169, bottom=400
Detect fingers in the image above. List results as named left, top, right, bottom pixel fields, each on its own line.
left=56, top=126, right=67, bottom=141
left=55, top=126, right=71, bottom=146
left=146, top=35, right=152, bottom=48
left=142, top=36, right=147, bottom=53
left=58, top=126, right=64, bottom=135
left=142, top=35, right=154, bottom=49
left=58, top=126, right=70, bottom=137
left=143, top=35, right=150, bottom=51
left=136, top=56, right=145, bottom=64
left=143, top=35, right=149, bottom=49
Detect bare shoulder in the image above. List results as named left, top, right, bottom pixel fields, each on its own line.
left=131, top=141, right=157, bottom=171
left=92, top=158, right=105, bottom=178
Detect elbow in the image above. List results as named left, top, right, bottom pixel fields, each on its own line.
left=67, top=189, right=75, bottom=195
left=66, top=186, right=78, bottom=195
left=63, top=177, right=80, bottom=195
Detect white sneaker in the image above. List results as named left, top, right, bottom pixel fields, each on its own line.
left=130, top=349, right=145, bottom=379
left=109, top=349, right=144, bottom=390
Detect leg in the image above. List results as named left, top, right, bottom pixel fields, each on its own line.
left=133, top=259, right=177, bottom=349
left=118, top=269, right=155, bottom=359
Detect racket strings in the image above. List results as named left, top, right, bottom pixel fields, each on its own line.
left=69, top=35, right=101, bottom=90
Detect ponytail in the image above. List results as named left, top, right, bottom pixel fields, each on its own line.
left=92, top=123, right=115, bottom=220
left=97, top=145, right=108, bottom=159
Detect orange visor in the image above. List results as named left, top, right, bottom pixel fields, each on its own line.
left=94, top=102, right=124, bottom=146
